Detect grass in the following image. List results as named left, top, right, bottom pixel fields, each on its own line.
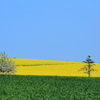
left=1, top=74, right=100, bottom=100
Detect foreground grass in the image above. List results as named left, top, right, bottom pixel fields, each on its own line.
left=1, top=75, right=100, bottom=100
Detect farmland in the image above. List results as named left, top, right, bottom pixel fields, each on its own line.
left=13, top=58, right=100, bottom=77
left=1, top=58, right=100, bottom=100
left=1, top=75, right=100, bottom=100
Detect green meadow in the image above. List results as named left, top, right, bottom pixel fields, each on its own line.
left=1, top=75, right=100, bottom=100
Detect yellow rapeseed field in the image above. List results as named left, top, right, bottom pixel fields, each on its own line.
left=13, top=58, right=100, bottom=77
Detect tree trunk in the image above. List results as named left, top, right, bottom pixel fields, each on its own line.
left=88, top=71, right=90, bottom=77
left=88, top=64, right=91, bottom=77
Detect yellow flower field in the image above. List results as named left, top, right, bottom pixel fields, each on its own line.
left=13, top=58, right=100, bottom=77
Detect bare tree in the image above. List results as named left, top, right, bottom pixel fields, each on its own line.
left=0, top=52, right=16, bottom=74
left=78, top=55, right=97, bottom=77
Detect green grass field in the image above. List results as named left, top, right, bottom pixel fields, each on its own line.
left=1, top=75, right=100, bottom=100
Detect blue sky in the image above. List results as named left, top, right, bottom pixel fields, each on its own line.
left=0, top=0, right=100, bottom=62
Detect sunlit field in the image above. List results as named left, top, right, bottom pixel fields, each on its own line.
left=13, top=58, right=100, bottom=77
left=1, top=75, right=100, bottom=100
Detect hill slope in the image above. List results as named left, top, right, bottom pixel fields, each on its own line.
left=13, top=58, right=100, bottom=77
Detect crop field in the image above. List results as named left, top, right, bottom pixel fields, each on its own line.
left=1, top=74, right=100, bottom=100
left=13, top=58, right=100, bottom=77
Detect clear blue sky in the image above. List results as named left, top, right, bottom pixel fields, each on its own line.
left=0, top=0, right=100, bottom=62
